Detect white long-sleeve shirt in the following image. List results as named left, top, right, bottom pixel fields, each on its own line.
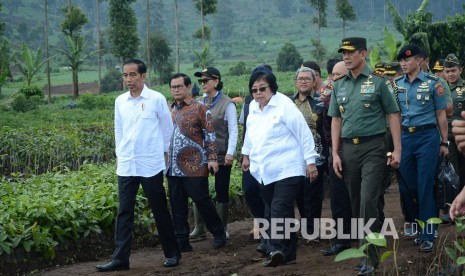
left=225, top=102, right=238, bottom=156
left=242, top=92, right=318, bottom=185
left=114, top=84, right=173, bottom=177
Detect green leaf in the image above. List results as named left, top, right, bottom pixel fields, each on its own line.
left=380, top=250, right=393, bottom=262
left=335, top=248, right=366, bottom=262
left=427, top=218, right=443, bottom=224
left=454, top=241, right=465, bottom=253
left=457, top=256, right=465, bottom=265
left=445, top=246, right=457, bottom=261
left=366, top=233, right=387, bottom=247
left=369, top=48, right=381, bottom=69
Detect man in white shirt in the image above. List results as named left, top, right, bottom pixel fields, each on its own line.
left=96, top=59, right=180, bottom=272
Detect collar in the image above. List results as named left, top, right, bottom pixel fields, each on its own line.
left=126, top=84, right=149, bottom=100
left=347, top=64, right=371, bottom=80
left=292, top=92, right=311, bottom=102
left=171, top=97, right=194, bottom=109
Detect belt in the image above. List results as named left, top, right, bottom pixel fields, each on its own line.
left=402, top=124, right=437, bottom=133
left=342, top=133, right=385, bottom=145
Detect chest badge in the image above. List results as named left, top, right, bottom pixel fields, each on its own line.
left=339, top=105, right=345, bottom=113
left=419, top=82, right=429, bottom=89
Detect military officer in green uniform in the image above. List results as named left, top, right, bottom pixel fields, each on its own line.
left=444, top=53, right=465, bottom=191
left=328, top=37, right=402, bottom=275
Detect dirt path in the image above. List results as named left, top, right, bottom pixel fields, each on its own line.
left=40, top=182, right=456, bottom=276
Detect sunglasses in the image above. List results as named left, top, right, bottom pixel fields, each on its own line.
left=198, top=78, right=212, bottom=85
left=251, top=86, right=269, bottom=94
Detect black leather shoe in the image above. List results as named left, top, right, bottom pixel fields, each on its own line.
left=163, top=256, right=180, bottom=267
left=357, top=264, right=375, bottom=275
left=96, top=260, right=129, bottom=272
left=262, top=251, right=284, bottom=267
left=212, top=232, right=226, bottom=249
left=322, top=243, right=351, bottom=256
left=419, top=240, right=434, bottom=252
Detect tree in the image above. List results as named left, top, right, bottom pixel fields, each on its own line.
left=335, top=0, right=356, bottom=38
left=276, top=42, right=303, bottom=72
left=14, top=44, right=50, bottom=86
left=308, top=0, right=327, bottom=41
left=0, top=1, right=5, bottom=37
left=108, top=0, right=139, bottom=62
left=194, top=0, right=217, bottom=48
left=59, top=4, right=91, bottom=99
left=194, top=44, right=214, bottom=69
left=45, top=0, right=52, bottom=103
left=58, top=36, right=97, bottom=99
left=174, top=0, right=180, bottom=72
left=0, top=2, right=8, bottom=95
left=0, top=39, right=11, bottom=95
left=310, top=38, right=327, bottom=65
left=148, top=31, right=173, bottom=85
left=61, top=5, right=88, bottom=40
left=369, top=27, right=398, bottom=68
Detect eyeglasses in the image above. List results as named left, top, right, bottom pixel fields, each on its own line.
left=296, top=77, right=313, bottom=83
left=170, top=84, right=185, bottom=91
left=251, top=86, right=269, bottom=94
left=198, top=78, right=212, bottom=85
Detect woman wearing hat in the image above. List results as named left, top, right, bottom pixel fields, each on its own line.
left=189, top=67, right=238, bottom=241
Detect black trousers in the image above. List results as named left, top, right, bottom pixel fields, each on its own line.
left=328, top=155, right=352, bottom=246
left=260, top=176, right=303, bottom=263
left=113, top=172, right=180, bottom=262
left=167, top=176, right=224, bottom=248
left=296, top=164, right=325, bottom=235
left=242, top=169, right=265, bottom=219
left=215, top=165, right=232, bottom=203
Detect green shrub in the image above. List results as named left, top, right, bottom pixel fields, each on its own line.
left=229, top=61, right=248, bottom=76
left=101, top=68, right=123, bottom=93
left=79, top=94, right=115, bottom=110
left=19, top=85, right=45, bottom=99
left=11, top=93, right=39, bottom=112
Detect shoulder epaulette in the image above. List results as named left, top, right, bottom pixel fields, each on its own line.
left=425, top=73, right=439, bottom=81
left=333, top=74, right=346, bottom=82
left=371, top=70, right=384, bottom=78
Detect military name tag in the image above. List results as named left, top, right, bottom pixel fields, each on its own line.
left=360, top=84, right=375, bottom=94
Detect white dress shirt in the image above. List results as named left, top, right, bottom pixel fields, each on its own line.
left=242, top=92, right=318, bottom=185
left=225, top=102, right=238, bottom=156
left=114, top=84, right=173, bottom=177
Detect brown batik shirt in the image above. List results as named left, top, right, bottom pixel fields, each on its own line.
left=167, top=99, right=218, bottom=177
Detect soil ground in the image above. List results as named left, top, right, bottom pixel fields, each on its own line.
left=34, top=180, right=459, bottom=276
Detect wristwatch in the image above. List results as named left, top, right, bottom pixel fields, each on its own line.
left=440, top=141, right=449, bottom=147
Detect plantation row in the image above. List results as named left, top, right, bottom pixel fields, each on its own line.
left=0, top=125, right=114, bottom=175
left=0, top=162, right=153, bottom=259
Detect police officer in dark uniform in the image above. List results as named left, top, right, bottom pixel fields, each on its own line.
left=444, top=54, right=465, bottom=191
left=328, top=37, right=402, bottom=275
left=395, top=45, right=449, bottom=252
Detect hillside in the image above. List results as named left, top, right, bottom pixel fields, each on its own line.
left=1, top=0, right=464, bottom=74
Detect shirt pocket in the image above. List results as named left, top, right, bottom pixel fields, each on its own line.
left=336, top=92, right=349, bottom=104
left=141, top=111, right=156, bottom=119
left=361, top=93, right=376, bottom=109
